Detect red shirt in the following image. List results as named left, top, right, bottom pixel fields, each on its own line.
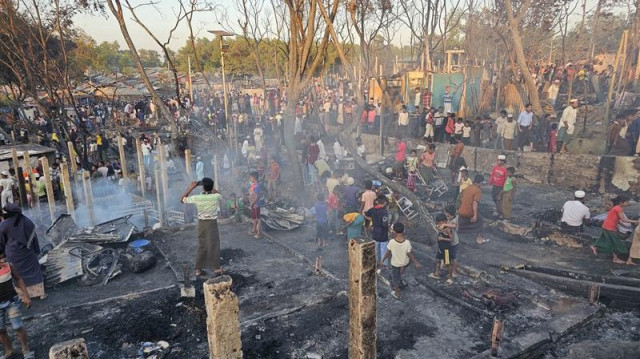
left=445, top=117, right=455, bottom=134
left=426, top=112, right=434, bottom=124
left=489, top=164, right=507, bottom=187
left=328, top=192, right=340, bottom=210
left=603, top=205, right=623, bottom=231
left=395, top=141, right=407, bottom=162
left=548, top=130, right=557, bottom=153
left=308, top=143, right=319, bottom=164
left=268, top=162, right=280, bottom=181
left=422, top=92, right=432, bottom=108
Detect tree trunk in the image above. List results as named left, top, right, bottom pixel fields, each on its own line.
left=504, top=0, right=543, bottom=115
left=106, top=0, right=177, bottom=138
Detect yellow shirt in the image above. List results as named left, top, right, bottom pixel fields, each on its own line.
left=96, top=135, right=102, bottom=146
left=459, top=177, right=472, bottom=192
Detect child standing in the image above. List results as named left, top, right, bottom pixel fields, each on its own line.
left=327, top=186, right=341, bottom=235
left=501, top=167, right=517, bottom=220
left=314, top=193, right=329, bottom=248
left=249, top=171, right=262, bottom=239
left=406, top=149, right=419, bottom=192
left=462, top=120, right=472, bottom=145
left=549, top=123, right=558, bottom=153
left=381, top=222, right=422, bottom=300
left=0, top=254, right=33, bottom=359
left=429, top=209, right=459, bottom=284
left=454, top=118, right=465, bottom=142
left=343, top=212, right=365, bottom=239
left=365, top=195, right=390, bottom=270
left=455, top=167, right=472, bottom=207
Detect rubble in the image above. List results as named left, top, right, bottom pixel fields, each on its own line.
left=260, top=207, right=305, bottom=230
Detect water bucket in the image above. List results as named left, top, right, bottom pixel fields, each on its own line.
left=129, top=239, right=151, bottom=254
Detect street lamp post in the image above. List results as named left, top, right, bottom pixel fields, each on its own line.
left=209, top=30, right=234, bottom=149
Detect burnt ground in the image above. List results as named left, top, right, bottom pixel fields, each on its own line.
left=13, top=171, right=640, bottom=358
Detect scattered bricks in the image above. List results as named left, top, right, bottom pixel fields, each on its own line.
left=203, top=275, right=243, bottom=359
left=348, top=239, right=377, bottom=359
left=49, top=338, right=89, bottom=359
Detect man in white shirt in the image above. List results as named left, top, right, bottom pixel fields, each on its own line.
left=317, top=137, right=327, bottom=160
left=397, top=105, right=409, bottom=137
left=0, top=171, right=14, bottom=207
left=561, top=190, right=590, bottom=233
left=557, top=98, right=578, bottom=153
left=517, top=103, right=534, bottom=151
left=195, top=156, right=204, bottom=181
left=494, top=110, right=507, bottom=150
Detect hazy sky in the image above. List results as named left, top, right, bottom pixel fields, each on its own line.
left=75, top=2, right=237, bottom=52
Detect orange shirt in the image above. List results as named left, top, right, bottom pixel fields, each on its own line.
left=603, top=205, right=623, bottom=231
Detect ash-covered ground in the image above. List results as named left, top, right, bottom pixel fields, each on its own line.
left=15, top=172, right=640, bottom=358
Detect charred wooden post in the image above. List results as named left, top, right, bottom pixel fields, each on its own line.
left=490, top=318, right=504, bottom=357
left=158, top=140, right=169, bottom=207
left=203, top=275, right=243, bottom=359
left=49, top=338, right=89, bottom=359
left=23, top=150, right=40, bottom=212
left=117, top=135, right=127, bottom=175
left=66, top=141, right=78, bottom=179
left=154, top=163, right=165, bottom=227
left=40, top=157, right=57, bottom=223
left=136, top=138, right=146, bottom=197
left=81, top=171, right=96, bottom=226
left=60, top=163, right=75, bottom=219
left=348, top=239, right=377, bottom=359
left=185, top=149, right=193, bottom=179
left=11, top=149, right=26, bottom=208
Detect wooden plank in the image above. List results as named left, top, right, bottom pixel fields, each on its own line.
left=60, top=163, right=75, bottom=219
left=40, top=157, right=57, bottom=223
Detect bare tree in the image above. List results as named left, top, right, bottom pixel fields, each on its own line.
left=504, top=0, right=544, bottom=114
left=105, top=0, right=177, bottom=136
left=278, top=0, right=339, bottom=194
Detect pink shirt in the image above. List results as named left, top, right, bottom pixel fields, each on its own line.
left=395, top=141, right=407, bottom=162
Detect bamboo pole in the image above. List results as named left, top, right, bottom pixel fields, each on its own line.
left=136, top=138, right=146, bottom=197
left=39, top=157, right=56, bottom=223
left=11, top=149, right=25, bottom=208
left=117, top=135, right=127, bottom=176
left=605, top=30, right=628, bottom=125
left=185, top=149, right=193, bottom=180
left=82, top=171, right=95, bottom=226
left=60, top=163, right=74, bottom=219
left=67, top=141, right=78, bottom=179
left=23, top=151, right=39, bottom=213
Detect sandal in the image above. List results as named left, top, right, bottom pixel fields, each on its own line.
left=24, top=352, right=35, bottom=359
left=428, top=273, right=440, bottom=280
left=445, top=278, right=454, bottom=285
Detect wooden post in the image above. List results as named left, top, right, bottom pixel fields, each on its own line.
left=604, top=30, right=628, bottom=125
left=23, top=151, right=39, bottom=212
left=67, top=141, right=78, bottom=179
left=82, top=171, right=95, bottom=226
left=158, top=141, right=169, bottom=207
left=213, top=154, right=219, bottom=190
left=60, top=163, right=74, bottom=219
left=185, top=149, right=193, bottom=180
left=40, top=157, right=56, bottom=223
left=11, top=149, right=25, bottom=208
left=348, top=239, right=377, bottom=359
left=10, top=131, right=15, bottom=144
left=136, top=138, right=146, bottom=197
left=154, top=163, right=165, bottom=227
left=117, top=135, right=127, bottom=175
left=203, top=276, right=243, bottom=359
left=490, top=318, right=504, bottom=357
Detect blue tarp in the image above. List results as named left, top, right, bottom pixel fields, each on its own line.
left=430, top=69, right=485, bottom=113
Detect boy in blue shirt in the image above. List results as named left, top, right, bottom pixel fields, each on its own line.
left=314, top=193, right=329, bottom=248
